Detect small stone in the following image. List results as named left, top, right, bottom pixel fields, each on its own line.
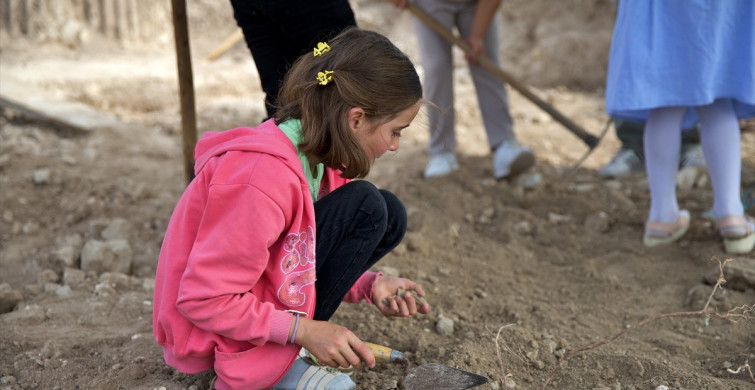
left=63, top=268, right=87, bottom=287
left=0, top=376, right=17, bottom=385
left=572, top=183, right=595, bottom=192
left=435, top=314, right=454, bottom=336
left=0, top=283, right=23, bottom=313
left=38, top=269, right=60, bottom=285
left=513, top=220, right=533, bottom=235
left=585, top=211, right=611, bottom=233
left=33, top=168, right=51, bottom=184
left=629, top=359, right=645, bottom=378
left=514, top=172, right=542, bottom=189
left=548, top=213, right=572, bottom=224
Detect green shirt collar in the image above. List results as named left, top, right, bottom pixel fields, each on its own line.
left=279, top=119, right=324, bottom=202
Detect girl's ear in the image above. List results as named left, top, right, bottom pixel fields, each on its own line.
left=347, top=107, right=366, bottom=133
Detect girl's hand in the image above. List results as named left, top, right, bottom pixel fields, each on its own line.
left=386, top=0, right=408, bottom=9
left=465, top=36, right=485, bottom=64
left=371, top=274, right=432, bottom=317
left=294, top=318, right=375, bottom=370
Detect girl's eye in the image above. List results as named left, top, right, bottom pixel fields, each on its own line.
left=392, top=131, right=402, bottom=138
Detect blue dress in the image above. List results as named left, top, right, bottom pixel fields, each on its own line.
left=605, top=0, right=755, bottom=127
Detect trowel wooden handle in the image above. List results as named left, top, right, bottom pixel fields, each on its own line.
left=365, top=342, right=404, bottom=364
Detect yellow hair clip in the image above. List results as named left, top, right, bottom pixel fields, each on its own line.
left=313, top=42, right=330, bottom=56
left=317, top=70, right=334, bottom=86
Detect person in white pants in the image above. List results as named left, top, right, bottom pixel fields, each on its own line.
left=390, top=0, right=534, bottom=179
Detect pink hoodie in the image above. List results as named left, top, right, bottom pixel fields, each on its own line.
left=153, top=119, right=379, bottom=389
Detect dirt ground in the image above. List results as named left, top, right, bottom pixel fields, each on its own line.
left=1, top=1, right=754, bottom=389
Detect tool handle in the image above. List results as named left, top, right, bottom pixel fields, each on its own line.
left=406, top=2, right=599, bottom=149
left=365, top=342, right=404, bottom=364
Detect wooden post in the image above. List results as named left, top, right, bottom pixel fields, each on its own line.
left=170, top=0, right=197, bottom=183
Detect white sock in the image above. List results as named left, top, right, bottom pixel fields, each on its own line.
left=644, top=106, right=685, bottom=223
left=695, top=99, right=744, bottom=220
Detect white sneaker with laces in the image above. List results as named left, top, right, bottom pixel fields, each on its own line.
left=493, top=140, right=535, bottom=179
left=424, top=151, right=459, bottom=178
left=598, top=149, right=643, bottom=178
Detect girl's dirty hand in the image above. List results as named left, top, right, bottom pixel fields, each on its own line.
left=295, top=318, right=375, bottom=370
left=371, top=275, right=431, bottom=317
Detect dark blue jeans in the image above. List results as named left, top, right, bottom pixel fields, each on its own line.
left=313, top=180, right=406, bottom=320
left=229, top=0, right=356, bottom=118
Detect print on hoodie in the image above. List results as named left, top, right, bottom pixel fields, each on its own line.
left=277, top=226, right=316, bottom=306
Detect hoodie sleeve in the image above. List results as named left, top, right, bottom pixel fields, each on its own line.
left=342, top=271, right=382, bottom=304
left=175, top=179, right=294, bottom=346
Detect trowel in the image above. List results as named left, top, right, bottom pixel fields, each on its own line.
left=366, top=342, right=489, bottom=390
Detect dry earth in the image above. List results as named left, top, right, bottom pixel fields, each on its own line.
left=1, top=1, right=754, bottom=389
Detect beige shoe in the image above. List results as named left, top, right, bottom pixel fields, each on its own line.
left=643, top=210, right=691, bottom=247
left=715, top=215, right=755, bottom=254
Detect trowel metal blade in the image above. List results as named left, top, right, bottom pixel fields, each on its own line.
left=402, top=363, right=489, bottom=390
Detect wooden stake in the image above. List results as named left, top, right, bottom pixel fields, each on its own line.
left=170, top=0, right=197, bottom=184
left=205, top=28, right=244, bottom=62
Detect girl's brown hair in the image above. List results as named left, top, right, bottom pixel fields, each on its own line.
left=275, top=28, right=422, bottom=179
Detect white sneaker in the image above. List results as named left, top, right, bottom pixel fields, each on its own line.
left=493, top=140, right=535, bottom=179
left=424, top=151, right=459, bottom=178
left=680, top=144, right=706, bottom=169
left=271, top=356, right=355, bottom=390
left=598, top=149, right=643, bottom=178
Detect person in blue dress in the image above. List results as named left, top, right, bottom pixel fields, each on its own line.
left=605, top=0, right=755, bottom=254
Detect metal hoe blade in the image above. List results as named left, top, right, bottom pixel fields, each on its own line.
left=402, top=363, right=489, bottom=390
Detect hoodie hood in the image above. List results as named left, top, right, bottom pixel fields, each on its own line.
left=193, top=119, right=299, bottom=177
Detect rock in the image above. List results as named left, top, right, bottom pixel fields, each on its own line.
left=703, top=258, right=755, bottom=291
left=0, top=376, right=17, bottom=385
left=88, top=219, right=110, bottom=240
left=94, top=282, right=117, bottom=297
left=81, top=239, right=133, bottom=275
left=102, top=218, right=132, bottom=240
left=629, top=359, right=645, bottom=378
left=513, top=220, right=533, bottom=236
left=0, top=283, right=23, bottom=313
left=141, top=278, right=156, bottom=293
left=99, top=272, right=132, bottom=290
left=38, top=269, right=59, bottom=285
left=60, top=20, right=88, bottom=48
left=514, top=172, right=542, bottom=189
left=571, top=183, right=595, bottom=193
left=54, top=234, right=83, bottom=268
left=435, top=314, right=454, bottom=336
left=585, top=211, right=611, bottom=233
left=548, top=212, right=572, bottom=224
left=55, top=285, right=73, bottom=298
left=63, top=268, right=87, bottom=287
left=676, top=166, right=706, bottom=190
left=2, top=304, right=46, bottom=325
left=21, top=221, right=40, bottom=234
left=32, top=168, right=51, bottom=184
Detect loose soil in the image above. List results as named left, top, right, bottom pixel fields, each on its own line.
left=1, top=1, right=754, bottom=389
